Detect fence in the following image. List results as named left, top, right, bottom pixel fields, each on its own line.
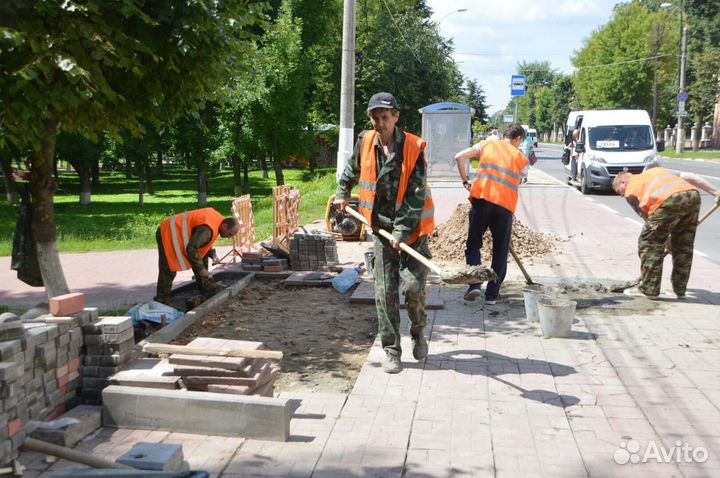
left=218, top=194, right=256, bottom=264
left=272, top=185, right=301, bottom=253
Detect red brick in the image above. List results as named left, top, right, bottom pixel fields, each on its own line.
left=263, top=265, right=285, bottom=272
left=58, top=375, right=70, bottom=388
left=47, top=404, right=66, bottom=420
left=58, top=383, right=68, bottom=396
left=8, top=419, right=22, bottom=438
left=56, top=363, right=69, bottom=378
left=68, top=357, right=80, bottom=373
left=50, top=292, right=86, bottom=317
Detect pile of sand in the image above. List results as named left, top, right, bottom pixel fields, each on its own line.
left=429, top=203, right=563, bottom=263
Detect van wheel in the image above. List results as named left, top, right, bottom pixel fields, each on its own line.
left=580, top=169, right=591, bottom=195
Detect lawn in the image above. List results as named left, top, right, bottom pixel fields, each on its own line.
left=0, top=166, right=338, bottom=256
left=661, top=149, right=720, bottom=161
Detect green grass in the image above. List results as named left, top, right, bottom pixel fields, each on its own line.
left=0, top=166, right=338, bottom=256
left=661, top=149, right=720, bottom=160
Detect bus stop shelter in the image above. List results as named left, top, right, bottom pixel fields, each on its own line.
left=419, top=102, right=474, bottom=179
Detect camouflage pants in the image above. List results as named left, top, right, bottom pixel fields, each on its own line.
left=638, top=190, right=700, bottom=296
left=155, top=228, right=210, bottom=303
left=373, top=234, right=430, bottom=355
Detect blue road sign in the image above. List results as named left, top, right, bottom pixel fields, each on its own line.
left=678, top=91, right=689, bottom=102
left=511, top=75, right=526, bottom=97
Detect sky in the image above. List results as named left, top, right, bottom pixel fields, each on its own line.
left=426, top=0, right=618, bottom=116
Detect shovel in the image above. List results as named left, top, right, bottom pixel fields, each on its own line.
left=509, top=244, right=540, bottom=286
left=344, top=206, right=497, bottom=285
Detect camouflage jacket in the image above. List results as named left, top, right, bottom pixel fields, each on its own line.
left=336, top=127, right=428, bottom=244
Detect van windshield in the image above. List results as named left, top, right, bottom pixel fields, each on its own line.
left=588, top=125, right=654, bottom=151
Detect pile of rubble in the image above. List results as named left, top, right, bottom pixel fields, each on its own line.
left=429, top=203, right=564, bottom=263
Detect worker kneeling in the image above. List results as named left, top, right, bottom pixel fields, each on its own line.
left=613, top=167, right=720, bottom=299
left=155, top=208, right=240, bottom=305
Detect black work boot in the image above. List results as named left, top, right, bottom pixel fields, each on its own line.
left=383, top=349, right=402, bottom=374
left=411, top=332, right=428, bottom=360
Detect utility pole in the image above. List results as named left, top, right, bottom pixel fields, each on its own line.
left=336, top=0, right=356, bottom=180
left=676, top=26, right=688, bottom=154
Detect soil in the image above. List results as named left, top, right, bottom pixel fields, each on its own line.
left=429, top=202, right=565, bottom=263
left=173, top=279, right=377, bottom=393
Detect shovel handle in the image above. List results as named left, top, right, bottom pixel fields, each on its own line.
left=698, top=203, right=719, bottom=226
left=344, top=206, right=443, bottom=276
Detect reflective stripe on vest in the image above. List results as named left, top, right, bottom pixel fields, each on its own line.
left=469, top=140, right=528, bottom=213
left=160, top=208, right=225, bottom=272
left=358, top=130, right=435, bottom=244
left=625, top=167, right=696, bottom=217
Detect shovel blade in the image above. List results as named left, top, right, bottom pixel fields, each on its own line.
left=440, top=265, right=498, bottom=285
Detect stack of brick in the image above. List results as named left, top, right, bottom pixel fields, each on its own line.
left=289, top=233, right=338, bottom=271
left=241, top=253, right=290, bottom=273
left=0, top=291, right=97, bottom=467
left=80, top=316, right=134, bottom=405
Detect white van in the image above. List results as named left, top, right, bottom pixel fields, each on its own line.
left=521, top=125, right=538, bottom=147
left=564, top=109, right=662, bottom=194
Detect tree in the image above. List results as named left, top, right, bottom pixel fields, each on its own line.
left=571, top=1, right=678, bottom=130
left=463, top=80, right=489, bottom=125
left=55, top=133, right=103, bottom=205
left=514, top=61, right=556, bottom=127
left=0, top=0, right=265, bottom=299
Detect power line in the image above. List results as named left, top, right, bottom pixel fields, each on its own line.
left=380, top=0, right=422, bottom=64
left=574, top=53, right=677, bottom=70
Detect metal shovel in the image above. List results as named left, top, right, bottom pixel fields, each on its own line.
left=344, top=206, right=497, bottom=285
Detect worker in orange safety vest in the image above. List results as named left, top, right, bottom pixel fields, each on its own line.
left=155, top=208, right=239, bottom=305
left=613, top=167, right=720, bottom=299
left=454, top=123, right=534, bottom=304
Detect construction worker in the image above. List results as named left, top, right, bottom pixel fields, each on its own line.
left=612, top=168, right=720, bottom=299
left=454, top=123, right=532, bottom=304
left=155, top=208, right=239, bottom=305
left=334, top=92, right=435, bottom=374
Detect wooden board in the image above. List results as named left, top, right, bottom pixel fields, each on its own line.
left=166, top=337, right=267, bottom=370
left=282, top=271, right=335, bottom=287
left=349, top=280, right=445, bottom=309
left=183, top=361, right=271, bottom=391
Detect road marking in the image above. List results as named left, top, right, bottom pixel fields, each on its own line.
left=598, top=204, right=617, bottom=214
left=697, top=250, right=708, bottom=258
left=624, top=216, right=643, bottom=227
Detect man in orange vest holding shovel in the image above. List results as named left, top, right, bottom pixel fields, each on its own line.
left=454, top=124, right=533, bottom=304
left=613, top=168, right=719, bottom=299
left=155, top=208, right=239, bottom=305
left=334, top=92, right=435, bottom=374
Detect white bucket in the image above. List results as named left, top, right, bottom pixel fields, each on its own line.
left=364, top=251, right=375, bottom=278
left=537, top=296, right=576, bottom=338
left=522, top=285, right=544, bottom=321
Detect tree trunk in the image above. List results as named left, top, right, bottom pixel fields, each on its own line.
left=30, top=121, right=70, bottom=300
left=91, top=159, right=100, bottom=187
left=77, top=164, right=91, bottom=206
left=145, top=159, right=154, bottom=195
left=232, top=153, right=242, bottom=196
left=258, top=154, right=269, bottom=180
left=197, top=164, right=208, bottom=205
left=242, top=162, right=250, bottom=194
left=713, top=99, right=720, bottom=148
left=0, top=153, right=19, bottom=205
left=137, top=160, right=145, bottom=207
left=125, top=156, right=132, bottom=179
left=272, top=139, right=284, bottom=186
left=156, top=149, right=164, bottom=178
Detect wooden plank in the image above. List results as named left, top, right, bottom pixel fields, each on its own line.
left=183, top=361, right=271, bottom=390
left=173, top=364, right=254, bottom=378
left=145, top=343, right=283, bottom=360
left=349, top=280, right=445, bottom=309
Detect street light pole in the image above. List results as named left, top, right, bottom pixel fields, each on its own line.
left=676, top=25, right=688, bottom=153
left=336, top=0, right=356, bottom=180
left=437, top=8, right=468, bottom=26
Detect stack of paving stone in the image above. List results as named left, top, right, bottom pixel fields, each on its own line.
left=0, top=303, right=97, bottom=467
left=80, top=316, right=134, bottom=405
left=170, top=337, right=279, bottom=397
left=241, top=252, right=290, bottom=272
left=289, top=233, right=338, bottom=271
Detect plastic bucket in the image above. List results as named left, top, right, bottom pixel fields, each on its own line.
left=522, top=285, right=545, bottom=321
left=537, top=296, right=576, bottom=338
left=364, top=251, right=375, bottom=278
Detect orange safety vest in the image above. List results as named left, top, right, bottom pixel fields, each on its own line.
left=357, top=130, right=435, bottom=244
left=625, top=167, right=696, bottom=217
left=469, top=140, right=528, bottom=213
left=160, top=208, right=225, bottom=272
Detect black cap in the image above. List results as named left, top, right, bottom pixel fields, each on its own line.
left=367, top=92, right=399, bottom=112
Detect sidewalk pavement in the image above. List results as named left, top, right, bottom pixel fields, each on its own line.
left=16, top=168, right=720, bottom=477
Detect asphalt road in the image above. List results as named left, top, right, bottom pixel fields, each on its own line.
left=533, top=143, right=720, bottom=267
